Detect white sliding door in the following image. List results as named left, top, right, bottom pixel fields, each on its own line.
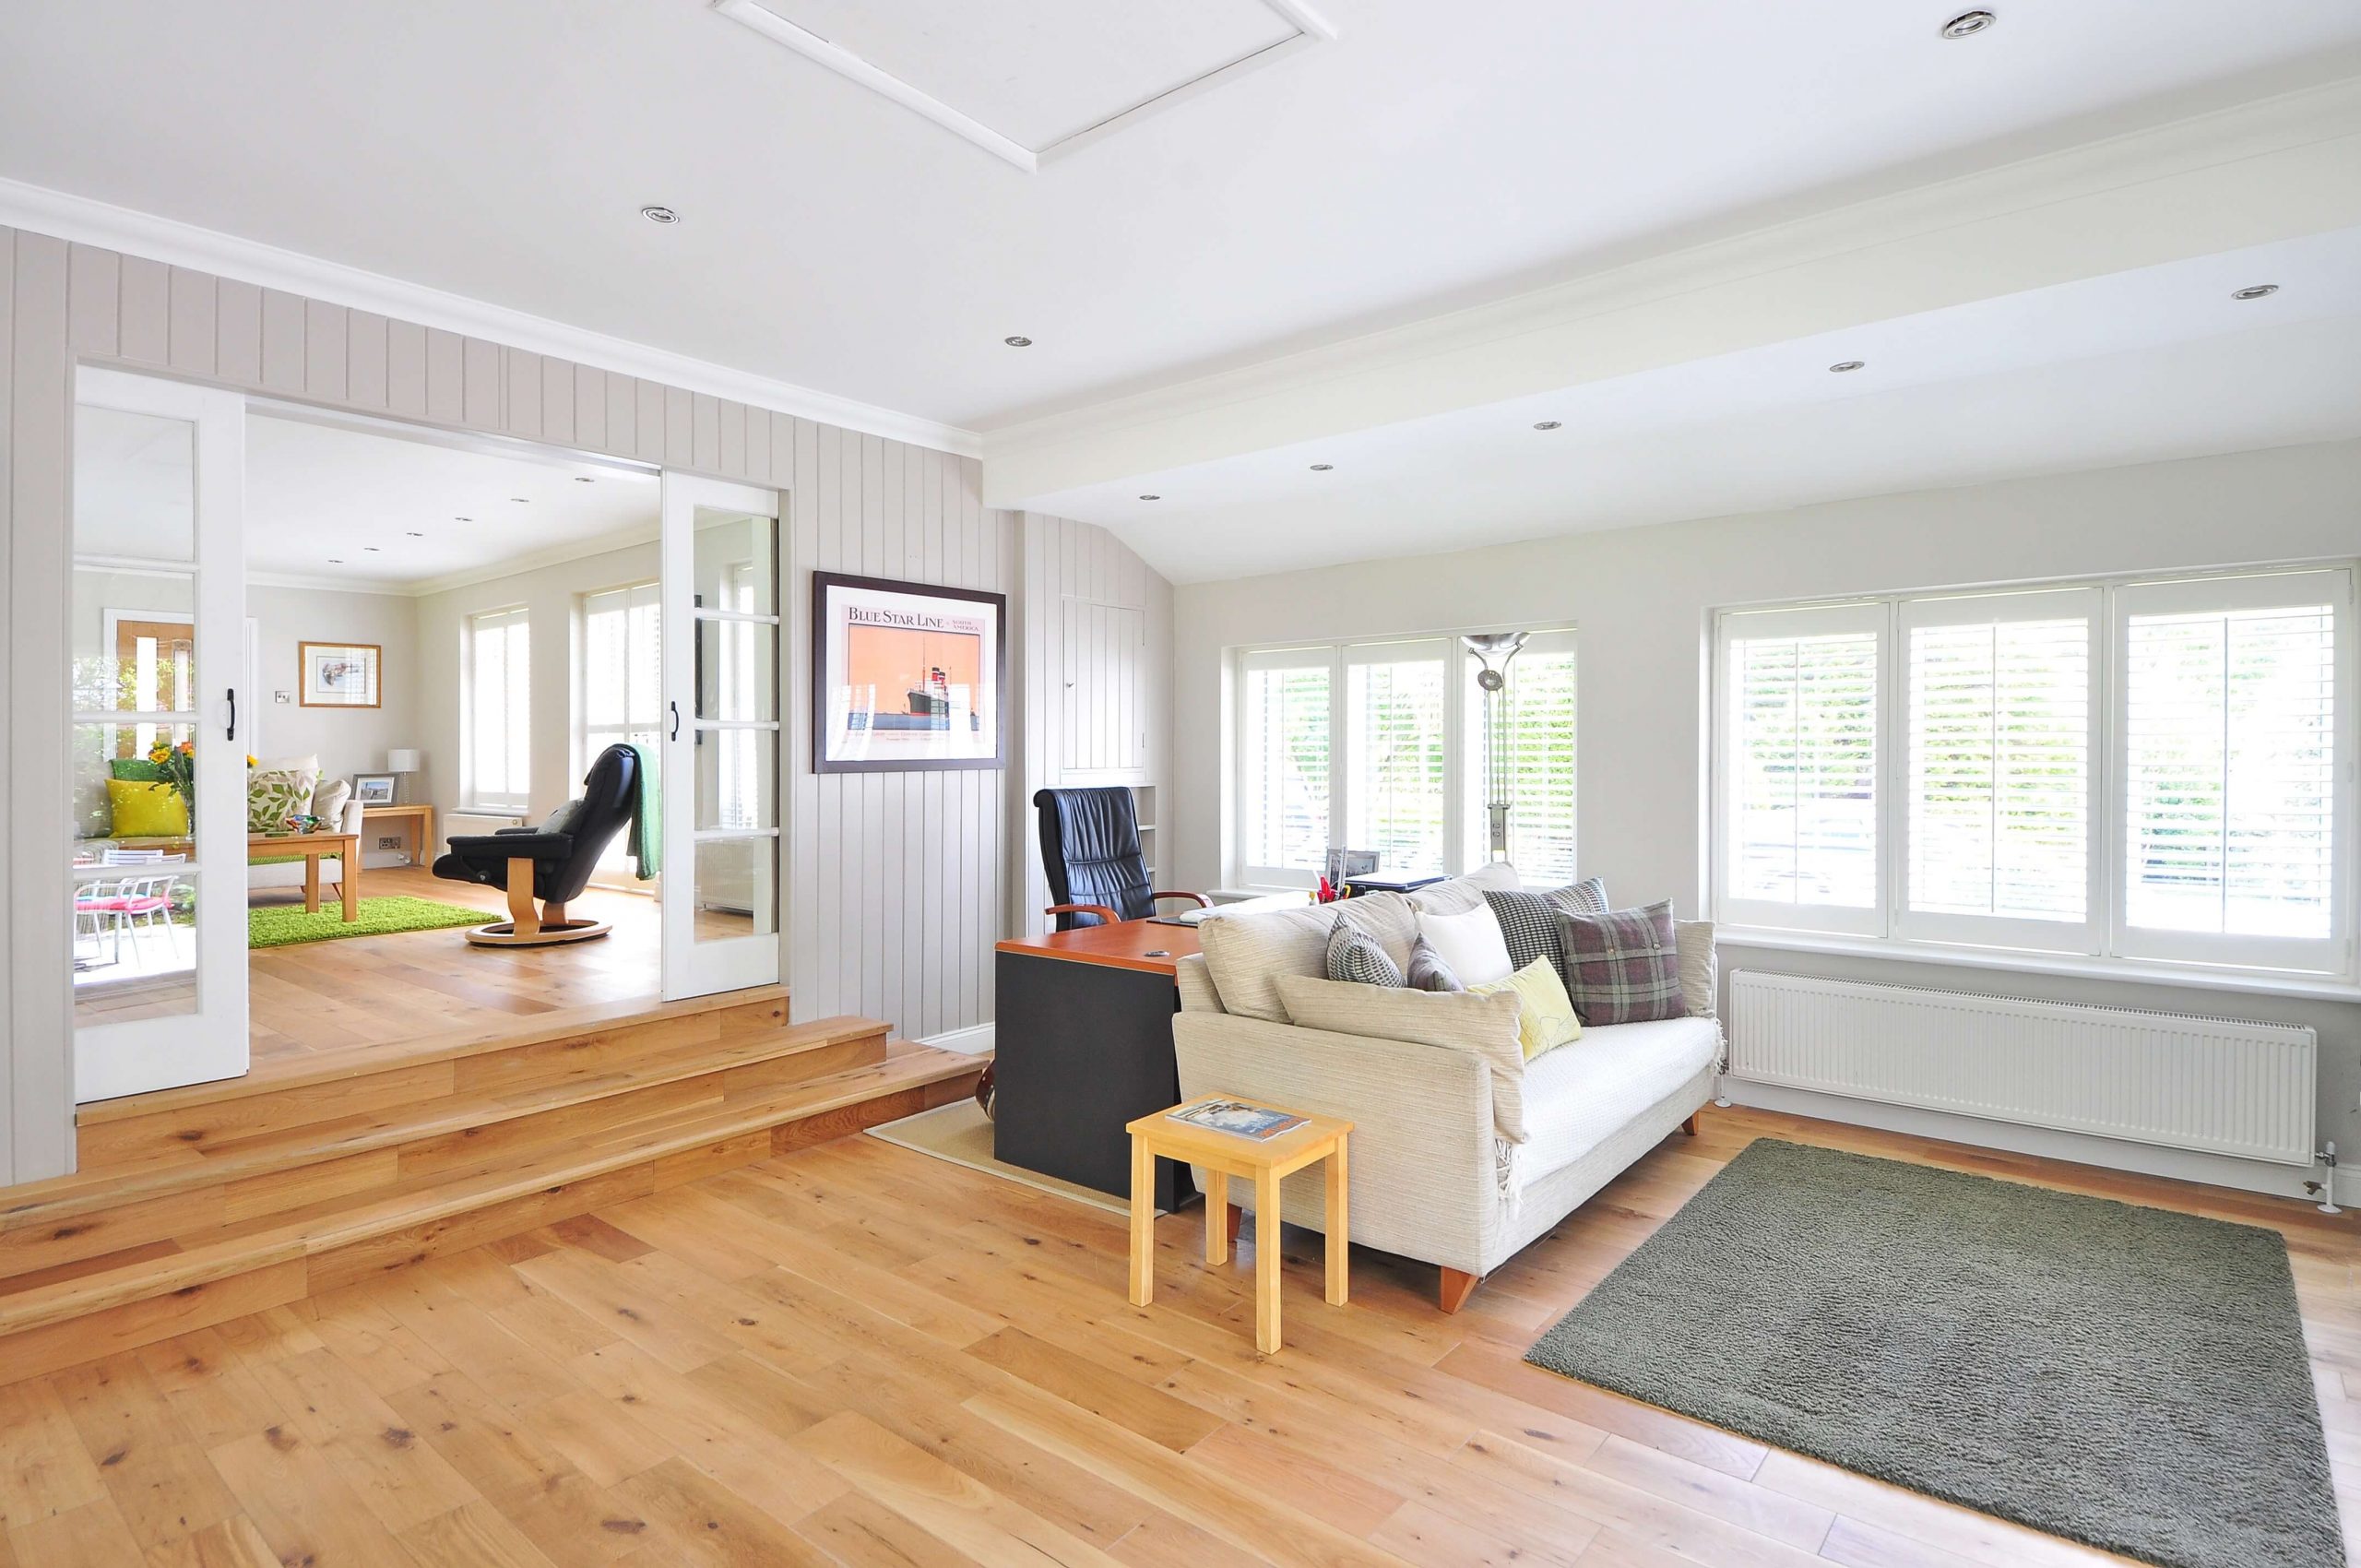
left=660, top=473, right=784, bottom=999
left=71, top=368, right=250, bottom=1101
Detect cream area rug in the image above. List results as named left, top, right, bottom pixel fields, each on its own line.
left=864, top=1099, right=1166, bottom=1218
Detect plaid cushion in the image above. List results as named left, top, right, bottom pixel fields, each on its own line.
left=1405, top=935, right=1464, bottom=992
left=1556, top=900, right=1686, bottom=1025
left=1326, top=915, right=1406, bottom=987
left=1482, top=890, right=1562, bottom=979
left=1543, top=876, right=1609, bottom=919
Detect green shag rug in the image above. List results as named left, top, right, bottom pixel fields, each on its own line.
left=248, top=896, right=489, bottom=949
left=1525, top=1138, right=2343, bottom=1568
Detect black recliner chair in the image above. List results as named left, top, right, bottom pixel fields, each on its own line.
left=1034, top=786, right=1206, bottom=930
left=433, top=743, right=640, bottom=947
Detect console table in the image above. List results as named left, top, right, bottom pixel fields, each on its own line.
left=362, top=802, right=437, bottom=866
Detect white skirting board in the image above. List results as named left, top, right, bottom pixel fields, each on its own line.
left=921, top=1022, right=997, bottom=1055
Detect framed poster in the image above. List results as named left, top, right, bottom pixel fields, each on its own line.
left=300, top=641, right=382, bottom=707
left=813, top=572, right=1004, bottom=773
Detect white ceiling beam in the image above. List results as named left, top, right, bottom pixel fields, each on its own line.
left=980, top=75, right=2361, bottom=507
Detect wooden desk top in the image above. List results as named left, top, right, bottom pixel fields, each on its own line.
left=995, top=918, right=1202, bottom=976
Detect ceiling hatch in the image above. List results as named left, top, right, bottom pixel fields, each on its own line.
left=713, top=0, right=1335, bottom=171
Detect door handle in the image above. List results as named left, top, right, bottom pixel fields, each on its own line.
left=670, top=700, right=682, bottom=742
left=226, top=687, right=237, bottom=743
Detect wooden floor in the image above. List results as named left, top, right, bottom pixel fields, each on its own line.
left=243, top=865, right=665, bottom=1066
left=1, top=1105, right=2353, bottom=1568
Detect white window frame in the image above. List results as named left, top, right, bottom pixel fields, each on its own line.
left=1230, top=625, right=1573, bottom=890
left=1894, top=585, right=2105, bottom=955
left=1712, top=563, right=2357, bottom=981
left=465, top=604, right=532, bottom=814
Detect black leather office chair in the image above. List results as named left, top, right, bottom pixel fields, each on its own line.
left=433, top=743, right=639, bottom=947
left=1033, top=787, right=1206, bottom=931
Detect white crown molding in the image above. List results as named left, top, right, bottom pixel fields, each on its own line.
left=980, top=73, right=2361, bottom=506
left=0, top=176, right=983, bottom=459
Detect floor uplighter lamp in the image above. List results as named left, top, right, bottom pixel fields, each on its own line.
left=1461, top=632, right=1527, bottom=861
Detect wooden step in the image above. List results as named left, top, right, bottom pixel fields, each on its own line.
left=0, top=1011, right=879, bottom=1282
left=0, top=1039, right=983, bottom=1382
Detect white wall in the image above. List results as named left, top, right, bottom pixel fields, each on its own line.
left=412, top=539, right=658, bottom=823
left=1172, top=438, right=2361, bottom=1192
left=246, top=583, right=419, bottom=798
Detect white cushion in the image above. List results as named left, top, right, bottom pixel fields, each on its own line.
left=1676, top=920, right=1716, bottom=1019
left=1196, top=892, right=1417, bottom=1023
left=1273, top=974, right=1529, bottom=1144
left=1406, top=860, right=1522, bottom=915
left=1416, top=904, right=1513, bottom=986
left=1518, top=1016, right=1720, bottom=1183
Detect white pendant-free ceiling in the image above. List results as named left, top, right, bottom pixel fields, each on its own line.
left=717, top=0, right=1334, bottom=170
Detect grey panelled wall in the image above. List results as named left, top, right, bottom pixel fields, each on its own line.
left=1010, top=513, right=1175, bottom=941
left=0, top=222, right=1157, bottom=1182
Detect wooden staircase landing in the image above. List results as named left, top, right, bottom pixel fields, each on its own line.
left=0, top=989, right=983, bottom=1382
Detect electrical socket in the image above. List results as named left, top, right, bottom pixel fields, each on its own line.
left=377, top=837, right=403, bottom=851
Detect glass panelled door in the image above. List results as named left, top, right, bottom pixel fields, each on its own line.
left=71, top=368, right=249, bottom=1101
left=660, top=473, right=783, bottom=998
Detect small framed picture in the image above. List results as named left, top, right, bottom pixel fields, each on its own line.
left=352, top=774, right=397, bottom=805
left=301, top=641, right=382, bottom=707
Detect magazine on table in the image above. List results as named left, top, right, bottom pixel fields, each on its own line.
left=1169, top=1099, right=1307, bottom=1140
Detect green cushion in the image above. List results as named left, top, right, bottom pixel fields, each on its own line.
left=110, top=758, right=169, bottom=782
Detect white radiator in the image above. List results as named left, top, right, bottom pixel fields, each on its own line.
left=1727, top=971, right=2318, bottom=1167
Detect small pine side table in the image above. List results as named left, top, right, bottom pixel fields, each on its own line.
left=1125, top=1099, right=1352, bottom=1354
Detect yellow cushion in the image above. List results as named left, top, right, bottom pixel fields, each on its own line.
left=108, top=778, right=189, bottom=837
left=1470, top=956, right=1583, bottom=1060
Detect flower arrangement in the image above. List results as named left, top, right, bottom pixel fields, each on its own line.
left=146, top=739, right=196, bottom=807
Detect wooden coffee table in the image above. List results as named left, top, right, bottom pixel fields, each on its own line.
left=1125, top=1098, right=1352, bottom=1353
left=250, top=832, right=360, bottom=920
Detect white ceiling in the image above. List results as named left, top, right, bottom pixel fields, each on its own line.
left=1026, top=225, right=2361, bottom=580
left=4, top=1, right=2359, bottom=433
left=75, top=410, right=659, bottom=593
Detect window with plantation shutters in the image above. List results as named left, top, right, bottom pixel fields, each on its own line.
left=2118, top=569, right=2348, bottom=972
left=466, top=606, right=531, bottom=812
left=1240, top=647, right=1334, bottom=883
left=1900, top=588, right=2098, bottom=949
left=1346, top=641, right=1449, bottom=878
left=1718, top=604, right=1883, bottom=934
left=1715, top=564, right=2353, bottom=979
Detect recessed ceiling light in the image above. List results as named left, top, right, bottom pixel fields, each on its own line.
left=1003, top=336, right=1033, bottom=348
left=455, top=516, right=472, bottom=523
left=1533, top=421, right=1562, bottom=431
left=640, top=205, right=680, bottom=225
left=406, top=530, right=424, bottom=538
left=510, top=496, right=531, bottom=504
left=1940, top=10, right=1995, bottom=39
left=2233, top=283, right=2281, bottom=301
left=363, top=546, right=380, bottom=552
left=574, top=475, right=597, bottom=483
left=326, top=558, right=342, bottom=564
left=1139, top=493, right=1161, bottom=501
left=1829, top=360, right=1867, bottom=374
left=1310, top=463, right=1334, bottom=471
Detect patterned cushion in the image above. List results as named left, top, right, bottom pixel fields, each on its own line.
left=1406, top=935, right=1464, bottom=992
left=1482, top=890, right=1563, bottom=980
left=1544, top=876, right=1609, bottom=919
left=247, top=766, right=319, bottom=833
left=1469, top=956, right=1584, bottom=1061
left=1326, top=915, right=1406, bottom=987
left=1557, top=900, right=1688, bottom=1025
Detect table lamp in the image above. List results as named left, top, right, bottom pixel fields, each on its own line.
left=387, top=748, right=421, bottom=803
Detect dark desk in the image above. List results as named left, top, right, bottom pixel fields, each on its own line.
left=993, top=920, right=1202, bottom=1211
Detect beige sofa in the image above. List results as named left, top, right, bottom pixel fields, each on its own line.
left=1173, top=863, right=1721, bottom=1312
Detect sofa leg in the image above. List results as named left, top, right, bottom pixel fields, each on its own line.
left=1681, top=1114, right=1699, bottom=1136
left=1439, top=1268, right=1481, bottom=1314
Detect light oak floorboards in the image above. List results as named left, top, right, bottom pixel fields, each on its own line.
left=0, top=1106, right=2353, bottom=1566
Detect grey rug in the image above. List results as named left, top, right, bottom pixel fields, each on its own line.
left=1526, top=1139, right=2343, bottom=1568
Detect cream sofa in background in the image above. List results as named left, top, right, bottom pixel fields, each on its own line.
left=1173, top=862, right=1722, bottom=1313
